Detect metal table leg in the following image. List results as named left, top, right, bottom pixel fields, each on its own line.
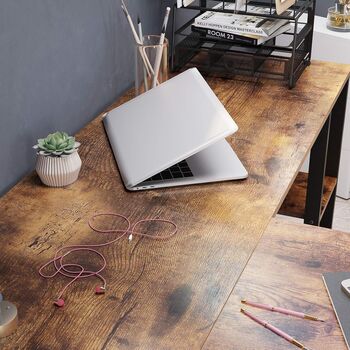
left=304, top=115, right=330, bottom=226
left=321, top=81, right=349, bottom=228
left=305, top=80, right=349, bottom=228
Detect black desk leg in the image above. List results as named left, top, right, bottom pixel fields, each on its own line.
left=305, top=80, right=349, bottom=228
left=304, top=115, right=331, bottom=226
left=321, top=81, right=349, bottom=228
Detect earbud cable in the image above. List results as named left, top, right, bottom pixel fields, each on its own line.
left=39, top=213, right=177, bottom=307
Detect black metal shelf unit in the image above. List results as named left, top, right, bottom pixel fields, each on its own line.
left=170, top=0, right=316, bottom=88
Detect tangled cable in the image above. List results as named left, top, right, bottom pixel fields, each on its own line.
left=38, top=213, right=177, bottom=307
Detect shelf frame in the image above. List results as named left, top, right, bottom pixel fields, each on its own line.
left=171, top=0, right=316, bottom=88
left=304, top=114, right=331, bottom=225
left=280, top=81, right=349, bottom=228
left=320, top=81, right=349, bottom=227
left=183, top=0, right=314, bottom=20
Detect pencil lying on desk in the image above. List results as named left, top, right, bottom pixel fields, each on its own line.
left=241, top=299, right=325, bottom=322
left=241, top=308, right=312, bottom=350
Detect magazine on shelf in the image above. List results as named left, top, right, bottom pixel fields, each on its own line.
left=192, top=23, right=291, bottom=45
left=194, top=2, right=290, bottom=37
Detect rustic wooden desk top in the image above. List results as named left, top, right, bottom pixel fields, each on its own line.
left=203, top=218, right=348, bottom=350
left=0, top=61, right=349, bottom=349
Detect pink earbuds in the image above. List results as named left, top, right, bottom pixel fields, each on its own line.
left=95, top=286, right=106, bottom=294
left=39, top=213, right=177, bottom=307
left=54, top=299, right=65, bottom=307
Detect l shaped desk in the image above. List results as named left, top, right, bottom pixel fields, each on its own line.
left=0, top=61, right=349, bottom=349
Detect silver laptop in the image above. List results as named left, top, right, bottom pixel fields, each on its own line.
left=103, top=68, right=248, bottom=191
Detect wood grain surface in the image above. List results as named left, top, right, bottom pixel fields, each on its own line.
left=203, top=218, right=348, bottom=350
left=0, top=61, right=349, bottom=349
left=279, top=172, right=338, bottom=219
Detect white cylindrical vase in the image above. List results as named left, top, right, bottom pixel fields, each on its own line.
left=35, top=152, right=82, bottom=187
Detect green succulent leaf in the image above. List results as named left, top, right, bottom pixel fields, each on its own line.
left=46, top=143, right=56, bottom=151
left=63, top=149, right=75, bottom=154
left=57, top=141, right=68, bottom=150
left=33, top=131, right=80, bottom=157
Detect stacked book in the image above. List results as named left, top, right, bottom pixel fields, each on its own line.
left=192, top=3, right=291, bottom=45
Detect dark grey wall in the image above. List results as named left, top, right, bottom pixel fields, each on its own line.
left=0, top=0, right=333, bottom=196
left=0, top=0, right=164, bottom=196
left=316, top=0, right=333, bottom=16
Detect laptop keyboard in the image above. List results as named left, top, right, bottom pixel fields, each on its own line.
left=144, top=160, right=194, bottom=182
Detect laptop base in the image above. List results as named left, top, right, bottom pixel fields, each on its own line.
left=129, top=139, right=248, bottom=191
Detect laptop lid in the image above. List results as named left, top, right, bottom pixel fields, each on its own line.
left=103, top=68, right=238, bottom=188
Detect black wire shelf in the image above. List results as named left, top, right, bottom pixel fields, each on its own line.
left=170, top=0, right=316, bottom=88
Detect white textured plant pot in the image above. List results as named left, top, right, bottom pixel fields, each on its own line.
left=35, top=152, right=82, bottom=187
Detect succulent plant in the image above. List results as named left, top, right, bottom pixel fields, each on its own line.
left=33, top=131, right=81, bottom=156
